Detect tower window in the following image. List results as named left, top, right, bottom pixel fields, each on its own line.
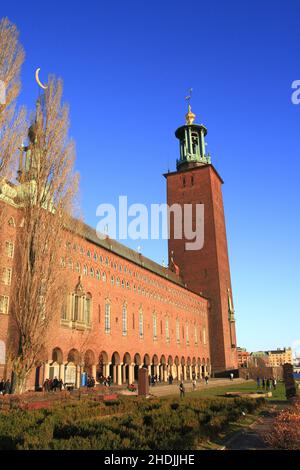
left=191, top=175, right=194, bottom=186
left=182, top=177, right=186, bottom=187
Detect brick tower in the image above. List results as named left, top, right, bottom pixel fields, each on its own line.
left=165, top=103, right=237, bottom=373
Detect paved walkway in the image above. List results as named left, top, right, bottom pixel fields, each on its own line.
left=224, top=403, right=288, bottom=450
left=149, top=378, right=247, bottom=397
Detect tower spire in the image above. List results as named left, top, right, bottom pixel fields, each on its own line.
left=175, top=90, right=211, bottom=171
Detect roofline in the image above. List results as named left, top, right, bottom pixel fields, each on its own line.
left=72, top=220, right=210, bottom=302
left=163, top=163, right=224, bottom=184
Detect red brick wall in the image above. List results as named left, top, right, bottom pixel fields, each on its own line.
left=0, top=201, right=211, bottom=388
left=166, top=165, right=238, bottom=371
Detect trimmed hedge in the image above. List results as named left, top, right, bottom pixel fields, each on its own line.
left=0, top=396, right=265, bottom=450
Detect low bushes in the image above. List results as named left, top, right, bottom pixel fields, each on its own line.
left=265, top=397, right=300, bottom=450
left=0, top=395, right=265, bottom=450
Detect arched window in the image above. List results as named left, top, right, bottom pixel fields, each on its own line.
left=87, top=250, right=91, bottom=258
left=85, top=293, right=92, bottom=325
left=153, top=313, right=157, bottom=340
left=102, top=271, right=106, bottom=282
left=83, top=265, right=88, bottom=276
left=75, top=262, right=81, bottom=273
left=105, top=302, right=111, bottom=333
left=139, top=308, right=144, bottom=339
left=116, top=277, right=120, bottom=286
left=186, top=321, right=189, bottom=345
left=90, top=267, right=94, bottom=277
left=121, top=279, right=125, bottom=288
left=165, top=317, right=170, bottom=342
left=96, top=269, right=100, bottom=280
left=68, top=259, right=73, bottom=270
left=111, top=275, right=115, bottom=286
left=122, top=303, right=127, bottom=336
left=194, top=324, right=198, bottom=345
left=176, top=318, right=180, bottom=343
left=8, top=217, right=15, bottom=227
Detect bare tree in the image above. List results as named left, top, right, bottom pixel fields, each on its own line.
left=8, top=76, right=79, bottom=393
left=0, top=17, right=26, bottom=180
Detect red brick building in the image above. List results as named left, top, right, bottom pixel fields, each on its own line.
left=0, top=105, right=237, bottom=390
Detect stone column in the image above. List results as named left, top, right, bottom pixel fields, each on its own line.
left=59, top=363, right=65, bottom=382
left=122, top=364, right=126, bottom=384
left=105, top=362, right=111, bottom=378
left=189, top=365, right=192, bottom=380
left=163, top=366, right=168, bottom=382
left=183, top=365, right=187, bottom=381
left=128, top=363, right=134, bottom=385
left=43, top=362, right=50, bottom=381
left=117, top=364, right=123, bottom=385
left=92, top=364, right=96, bottom=381
left=76, top=365, right=81, bottom=388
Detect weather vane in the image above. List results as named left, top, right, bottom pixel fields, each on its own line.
left=185, top=88, right=193, bottom=107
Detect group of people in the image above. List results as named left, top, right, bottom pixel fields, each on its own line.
left=256, top=377, right=277, bottom=390
left=0, top=378, right=11, bottom=395
left=98, top=375, right=113, bottom=387
left=43, top=377, right=64, bottom=392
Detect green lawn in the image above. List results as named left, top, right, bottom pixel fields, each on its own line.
left=163, top=380, right=287, bottom=402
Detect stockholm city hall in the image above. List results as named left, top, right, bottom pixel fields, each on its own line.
left=0, top=103, right=238, bottom=389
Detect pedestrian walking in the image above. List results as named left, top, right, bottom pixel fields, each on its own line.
left=272, top=378, right=277, bottom=390
left=192, top=378, right=196, bottom=391
left=179, top=382, right=185, bottom=398
left=230, top=372, right=234, bottom=381
left=205, top=375, right=209, bottom=385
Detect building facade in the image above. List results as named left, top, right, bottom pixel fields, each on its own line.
left=0, top=105, right=237, bottom=390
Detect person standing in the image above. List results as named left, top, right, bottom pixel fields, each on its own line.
left=205, top=375, right=209, bottom=385
left=192, top=378, right=196, bottom=391
left=272, top=378, right=277, bottom=390
left=0, top=378, right=4, bottom=395
left=262, top=378, right=265, bottom=389
left=179, top=382, right=185, bottom=398
left=230, top=372, right=234, bottom=381
left=4, top=379, right=11, bottom=395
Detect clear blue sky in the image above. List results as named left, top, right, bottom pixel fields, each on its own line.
left=3, top=0, right=300, bottom=354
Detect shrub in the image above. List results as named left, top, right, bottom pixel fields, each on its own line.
left=265, top=399, right=300, bottom=450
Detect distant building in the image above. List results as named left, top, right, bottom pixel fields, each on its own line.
left=249, top=348, right=293, bottom=368
left=237, top=347, right=250, bottom=368
left=266, top=348, right=292, bottom=367
left=249, top=351, right=269, bottom=367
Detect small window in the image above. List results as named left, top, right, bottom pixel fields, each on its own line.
left=2, top=268, right=12, bottom=286
left=60, top=257, right=66, bottom=268
left=105, top=302, right=111, bottom=333
left=90, top=267, right=94, bottom=277
left=83, top=265, right=88, bottom=276
left=96, top=269, right=100, bottom=280
left=75, top=262, right=81, bottom=273
left=102, top=272, right=107, bottom=282
left=111, top=275, right=114, bottom=286
left=126, top=281, right=130, bottom=289
left=121, top=279, right=125, bottom=288
left=139, top=309, right=144, bottom=338
left=0, top=295, right=9, bottom=315
left=94, top=252, right=98, bottom=261
left=116, top=277, right=120, bottom=287
left=5, top=241, right=14, bottom=258
left=8, top=217, right=15, bottom=228
left=122, top=304, right=127, bottom=336
left=68, top=259, right=73, bottom=270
